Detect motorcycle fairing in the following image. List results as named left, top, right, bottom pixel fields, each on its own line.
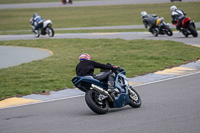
left=43, top=20, right=52, bottom=28
left=112, top=72, right=130, bottom=108
left=113, top=93, right=130, bottom=108
left=182, top=17, right=191, bottom=28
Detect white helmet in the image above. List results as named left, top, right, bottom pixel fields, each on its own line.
left=170, top=5, right=177, bottom=12
left=141, top=11, right=147, bottom=18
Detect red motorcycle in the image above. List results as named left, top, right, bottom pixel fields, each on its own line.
left=174, top=17, right=198, bottom=37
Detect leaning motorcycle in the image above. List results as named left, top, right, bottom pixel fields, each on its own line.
left=152, top=17, right=173, bottom=37
left=174, top=17, right=198, bottom=37
left=72, top=67, right=141, bottom=114
left=32, top=20, right=54, bottom=37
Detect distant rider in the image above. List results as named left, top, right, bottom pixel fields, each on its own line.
left=62, top=0, right=72, bottom=4
left=76, top=53, right=120, bottom=94
left=30, top=13, right=45, bottom=33
left=141, top=11, right=161, bottom=34
left=170, top=5, right=186, bottom=31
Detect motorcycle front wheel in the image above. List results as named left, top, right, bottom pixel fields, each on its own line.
left=34, top=30, right=40, bottom=37
left=188, top=25, right=198, bottom=37
left=164, top=25, right=173, bottom=36
left=47, top=27, right=54, bottom=37
left=152, top=28, right=158, bottom=37
left=128, top=86, right=141, bottom=108
left=85, top=89, right=109, bottom=114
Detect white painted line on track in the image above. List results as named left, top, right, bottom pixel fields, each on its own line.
left=134, top=71, right=200, bottom=87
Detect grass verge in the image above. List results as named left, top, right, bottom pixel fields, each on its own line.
left=0, top=38, right=200, bottom=99
left=0, top=2, right=199, bottom=32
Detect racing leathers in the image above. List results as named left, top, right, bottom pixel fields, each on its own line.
left=171, top=9, right=186, bottom=31
left=142, top=14, right=158, bottom=34
left=76, top=60, right=117, bottom=91
left=30, top=15, right=45, bottom=32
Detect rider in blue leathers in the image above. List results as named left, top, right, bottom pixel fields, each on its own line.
left=30, top=13, right=45, bottom=33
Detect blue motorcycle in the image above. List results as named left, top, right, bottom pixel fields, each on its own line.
left=72, top=67, right=141, bottom=114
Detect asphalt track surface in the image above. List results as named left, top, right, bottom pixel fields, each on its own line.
left=1, top=31, right=200, bottom=46
left=0, top=46, right=52, bottom=69
left=0, top=0, right=200, bottom=133
left=0, top=72, right=200, bottom=133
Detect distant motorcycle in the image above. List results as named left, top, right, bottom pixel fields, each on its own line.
left=152, top=17, right=173, bottom=37
left=170, top=0, right=182, bottom=2
left=31, top=20, right=54, bottom=37
left=72, top=67, right=141, bottom=114
left=62, top=0, right=72, bottom=4
left=174, top=17, right=198, bottom=37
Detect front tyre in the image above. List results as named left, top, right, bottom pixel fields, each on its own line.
left=34, top=30, right=40, bottom=37
left=164, top=25, right=173, bottom=36
left=188, top=25, right=198, bottom=37
left=85, top=90, right=109, bottom=114
left=152, top=28, right=158, bottom=37
left=47, top=27, right=54, bottom=37
left=128, top=86, right=141, bottom=108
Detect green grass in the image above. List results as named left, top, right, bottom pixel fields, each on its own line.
left=1, top=39, right=200, bottom=99
left=0, top=2, right=199, bottom=33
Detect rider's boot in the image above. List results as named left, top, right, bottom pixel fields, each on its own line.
left=107, top=88, right=120, bottom=99
left=107, top=88, right=120, bottom=94
left=32, top=29, right=37, bottom=34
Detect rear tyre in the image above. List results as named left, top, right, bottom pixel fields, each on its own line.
left=85, top=90, right=109, bottom=114
left=47, top=27, right=54, bottom=37
left=188, top=25, right=198, bottom=37
left=128, top=86, right=142, bottom=108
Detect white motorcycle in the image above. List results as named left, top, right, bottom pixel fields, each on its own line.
left=31, top=20, right=54, bottom=37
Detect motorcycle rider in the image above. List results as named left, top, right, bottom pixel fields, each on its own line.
left=76, top=53, right=120, bottom=94
left=141, top=11, right=159, bottom=34
left=170, top=5, right=186, bottom=31
left=30, top=13, right=45, bottom=33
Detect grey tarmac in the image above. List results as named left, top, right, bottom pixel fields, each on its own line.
left=0, top=0, right=200, bottom=132
left=0, top=72, right=200, bottom=133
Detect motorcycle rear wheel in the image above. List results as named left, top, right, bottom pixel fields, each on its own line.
left=188, top=25, right=198, bottom=37
left=128, top=86, right=141, bottom=108
left=85, top=89, right=109, bottom=114
left=47, top=27, right=54, bottom=37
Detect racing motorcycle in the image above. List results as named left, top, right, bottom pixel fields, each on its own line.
left=170, top=0, right=182, bottom=2
left=31, top=20, right=54, bottom=37
left=174, top=17, right=198, bottom=37
left=152, top=17, right=173, bottom=37
left=72, top=67, right=141, bottom=114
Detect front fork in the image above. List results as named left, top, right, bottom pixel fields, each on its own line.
left=128, top=86, right=139, bottom=101
left=191, top=21, right=196, bottom=29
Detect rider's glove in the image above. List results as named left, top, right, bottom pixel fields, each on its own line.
left=112, top=66, right=120, bottom=73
